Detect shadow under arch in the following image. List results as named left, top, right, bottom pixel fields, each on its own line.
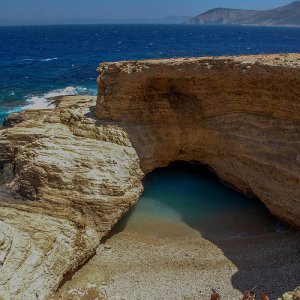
left=105, top=160, right=300, bottom=299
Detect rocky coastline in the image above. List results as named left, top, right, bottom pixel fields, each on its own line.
left=0, top=53, right=299, bottom=299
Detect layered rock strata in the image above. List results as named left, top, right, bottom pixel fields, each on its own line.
left=0, top=96, right=144, bottom=299
left=96, top=53, right=300, bottom=228
left=0, top=53, right=299, bottom=299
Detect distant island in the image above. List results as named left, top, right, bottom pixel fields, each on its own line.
left=0, top=15, right=191, bottom=26
left=185, top=1, right=300, bottom=27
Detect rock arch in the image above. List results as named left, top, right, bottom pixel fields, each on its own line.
left=96, top=54, right=300, bottom=228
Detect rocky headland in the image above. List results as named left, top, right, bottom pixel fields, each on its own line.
left=185, top=1, right=300, bottom=26
left=0, top=53, right=299, bottom=299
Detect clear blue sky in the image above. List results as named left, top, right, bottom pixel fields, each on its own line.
left=0, top=0, right=295, bottom=24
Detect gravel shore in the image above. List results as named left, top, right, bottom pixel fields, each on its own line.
left=55, top=217, right=300, bottom=300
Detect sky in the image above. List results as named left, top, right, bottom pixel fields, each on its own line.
left=0, top=0, right=295, bottom=25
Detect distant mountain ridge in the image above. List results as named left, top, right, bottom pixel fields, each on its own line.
left=186, top=1, right=300, bottom=26
left=0, top=16, right=190, bottom=26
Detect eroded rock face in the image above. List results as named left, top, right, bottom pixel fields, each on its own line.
left=0, top=96, right=144, bottom=299
left=96, top=54, right=300, bottom=228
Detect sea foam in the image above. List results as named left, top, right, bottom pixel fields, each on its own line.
left=23, top=86, right=89, bottom=110
left=41, top=58, right=58, bottom=62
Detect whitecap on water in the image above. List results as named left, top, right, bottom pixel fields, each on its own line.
left=19, top=58, right=58, bottom=63
left=23, top=86, right=89, bottom=110
left=6, top=106, right=24, bottom=114
left=40, top=58, right=58, bottom=62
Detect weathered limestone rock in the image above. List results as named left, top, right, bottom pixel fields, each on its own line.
left=0, top=96, right=143, bottom=299
left=0, top=54, right=299, bottom=299
left=96, top=53, right=300, bottom=228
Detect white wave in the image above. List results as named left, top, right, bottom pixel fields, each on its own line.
left=6, top=107, right=23, bottom=114
left=20, top=57, right=59, bottom=63
left=8, top=91, right=15, bottom=96
left=23, top=86, right=88, bottom=110
left=41, top=58, right=58, bottom=62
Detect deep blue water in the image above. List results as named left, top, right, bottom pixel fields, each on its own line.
left=0, top=24, right=300, bottom=122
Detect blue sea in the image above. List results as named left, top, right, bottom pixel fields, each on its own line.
left=0, top=24, right=300, bottom=122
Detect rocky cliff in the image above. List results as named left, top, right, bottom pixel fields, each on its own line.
left=0, top=96, right=144, bottom=299
left=186, top=1, right=300, bottom=26
left=0, top=53, right=299, bottom=299
left=96, top=53, right=300, bottom=228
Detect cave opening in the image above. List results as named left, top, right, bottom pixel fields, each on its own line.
left=111, top=160, right=284, bottom=240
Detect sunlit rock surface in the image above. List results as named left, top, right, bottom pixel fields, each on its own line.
left=0, top=96, right=143, bottom=299
left=96, top=53, right=300, bottom=228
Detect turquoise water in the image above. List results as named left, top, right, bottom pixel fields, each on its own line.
left=118, top=162, right=280, bottom=239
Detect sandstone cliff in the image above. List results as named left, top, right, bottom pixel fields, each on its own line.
left=96, top=53, right=300, bottom=229
left=0, top=54, right=299, bottom=299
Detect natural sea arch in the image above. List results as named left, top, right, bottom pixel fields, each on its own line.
left=94, top=55, right=300, bottom=297
left=96, top=56, right=300, bottom=229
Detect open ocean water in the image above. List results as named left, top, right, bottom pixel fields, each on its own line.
left=0, top=24, right=300, bottom=122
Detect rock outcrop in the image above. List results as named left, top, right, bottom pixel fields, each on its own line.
left=96, top=53, right=300, bottom=229
left=0, top=53, right=299, bottom=299
left=0, top=96, right=144, bottom=299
